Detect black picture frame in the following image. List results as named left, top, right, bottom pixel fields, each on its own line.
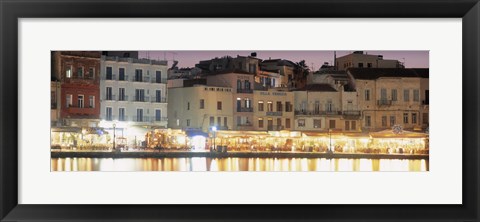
left=1, top=0, right=479, bottom=221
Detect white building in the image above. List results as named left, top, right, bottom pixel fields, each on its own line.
left=99, top=56, right=168, bottom=145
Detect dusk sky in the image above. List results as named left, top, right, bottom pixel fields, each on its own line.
left=139, top=50, right=429, bottom=70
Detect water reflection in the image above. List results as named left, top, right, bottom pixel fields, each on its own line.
left=51, top=157, right=428, bottom=172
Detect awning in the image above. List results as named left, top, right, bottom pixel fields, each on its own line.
left=185, top=130, right=208, bottom=137
left=370, top=129, right=427, bottom=138
left=51, top=127, right=82, bottom=133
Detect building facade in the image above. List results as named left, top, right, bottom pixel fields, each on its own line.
left=52, top=51, right=101, bottom=127
left=253, top=89, right=294, bottom=131
left=99, top=56, right=169, bottom=128
left=168, top=85, right=234, bottom=132
left=336, top=51, right=404, bottom=71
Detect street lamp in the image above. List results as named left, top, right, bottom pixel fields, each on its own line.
left=329, top=128, right=332, bottom=153
left=112, top=122, right=116, bottom=151
left=212, top=126, right=217, bottom=151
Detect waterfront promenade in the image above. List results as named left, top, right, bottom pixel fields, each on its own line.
left=51, top=150, right=428, bottom=160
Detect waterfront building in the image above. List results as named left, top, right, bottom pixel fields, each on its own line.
left=167, top=85, right=234, bottom=132
left=253, top=89, right=294, bottom=131
left=336, top=51, right=404, bottom=71
left=50, top=76, right=62, bottom=126
left=52, top=51, right=101, bottom=127
left=206, top=71, right=255, bottom=130
left=196, top=53, right=261, bottom=75
left=348, top=68, right=429, bottom=131
left=99, top=55, right=168, bottom=147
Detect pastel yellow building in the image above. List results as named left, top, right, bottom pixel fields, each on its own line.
left=253, top=89, right=294, bottom=131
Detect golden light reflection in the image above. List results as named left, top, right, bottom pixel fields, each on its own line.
left=51, top=157, right=429, bottom=172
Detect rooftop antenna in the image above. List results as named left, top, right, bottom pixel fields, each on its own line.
left=334, top=51, right=337, bottom=70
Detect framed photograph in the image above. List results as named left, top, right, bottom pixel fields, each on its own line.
left=1, top=0, right=479, bottom=221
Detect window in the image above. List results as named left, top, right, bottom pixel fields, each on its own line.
left=155, top=90, right=162, bottom=102
left=135, top=69, right=143, bottom=81
left=404, top=89, right=410, bottom=102
left=245, top=80, right=251, bottom=90
left=236, top=98, right=241, bottom=112
left=136, top=109, right=143, bottom=122
left=187, top=102, right=190, bottom=110
left=106, top=87, right=113, bottom=100
left=403, top=113, right=409, bottom=124
left=314, top=101, right=320, bottom=114
left=210, top=116, right=214, bottom=126
left=345, top=121, right=350, bottom=130
left=118, top=108, right=125, bottom=121
left=88, top=67, right=95, bottom=79
left=135, top=89, right=145, bottom=102
left=66, top=66, right=72, bottom=78
left=365, top=89, right=370, bottom=101
left=245, top=98, right=251, bottom=108
left=217, top=101, right=222, bottom=110
left=224, top=117, right=228, bottom=127
left=237, top=80, right=242, bottom=89
left=51, top=91, right=56, bottom=109
left=77, top=95, right=84, bottom=108
left=217, top=117, right=221, bottom=126
left=329, top=120, right=336, bottom=129
left=89, top=95, right=95, bottom=108
left=390, top=116, right=396, bottom=126
left=66, top=94, right=72, bottom=108
left=286, top=102, right=293, bottom=112
left=155, top=109, right=161, bottom=121
left=358, top=63, right=364, bottom=68
left=200, top=99, right=205, bottom=109
left=106, top=67, right=113, bottom=80
left=380, top=88, right=387, bottom=100
left=412, top=113, right=417, bottom=124
left=382, top=116, right=387, bottom=127
left=258, top=118, right=264, bottom=128
left=106, top=107, right=112, bottom=121
left=155, top=71, right=162, bottom=83
left=119, top=88, right=125, bottom=101
left=286, top=118, right=291, bottom=128
left=314, top=119, right=321, bottom=128
left=326, top=100, right=333, bottom=112
left=258, top=101, right=264, bottom=111
left=77, top=67, right=84, bottom=78
left=423, top=113, right=429, bottom=124
left=413, top=89, right=420, bottom=102
left=267, top=101, right=273, bottom=112
left=119, top=68, right=125, bottom=81
left=298, top=119, right=305, bottom=127
left=367, top=63, right=372, bottom=68
left=186, top=119, right=190, bottom=127
left=276, top=101, right=283, bottom=112
left=351, top=121, right=356, bottom=131
left=391, top=89, right=397, bottom=101
left=366, top=116, right=371, bottom=127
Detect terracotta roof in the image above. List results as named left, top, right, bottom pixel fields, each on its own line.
left=347, top=68, right=428, bottom=80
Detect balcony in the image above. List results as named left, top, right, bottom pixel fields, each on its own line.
left=237, top=122, right=253, bottom=127
left=131, top=116, right=167, bottom=123
left=104, top=95, right=116, bottom=101
left=117, top=95, right=129, bottom=102
left=132, top=76, right=151, bottom=83
left=377, top=99, right=392, bottom=106
left=133, top=96, right=150, bottom=102
left=236, top=88, right=253, bottom=94
left=294, top=110, right=341, bottom=116
left=342, top=110, right=361, bottom=116
left=151, top=97, right=167, bottom=103
left=104, top=74, right=116, bottom=81
left=151, top=78, right=167, bottom=84
left=51, top=103, right=57, bottom=109
left=66, top=106, right=96, bottom=115
left=237, top=107, right=253, bottom=112
left=266, top=111, right=283, bottom=116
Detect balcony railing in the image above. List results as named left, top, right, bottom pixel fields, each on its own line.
left=237, top=107, right=253, bottom=112
left=236, top=88, right=253, bottom=94
left=294, top=110, right=341, bottom=116
left=237, top=122, right=253, bottom=127
left=266, top=111, right=283, bottom=116
left=117, top=95, right=129, bottom=101
left=267, top=125, right=284, bottom=131
left=104, top=74, right=116, bottom=81
left=51, top=103, right=57, bottom=109
left=132, top=76, right=151, bottom=83
left=132, top=116, right=167, bottom=123
left=422, top=100, right=429, bottom=105
left=133, top=96, right=150, bottom=102
left=377, top=99, right=392, bottom=106
left=152, top=97, right=167, bottom=103
left=342, top=110, right=361, bottom=116
left=104, top=95, right=116, bottom=101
